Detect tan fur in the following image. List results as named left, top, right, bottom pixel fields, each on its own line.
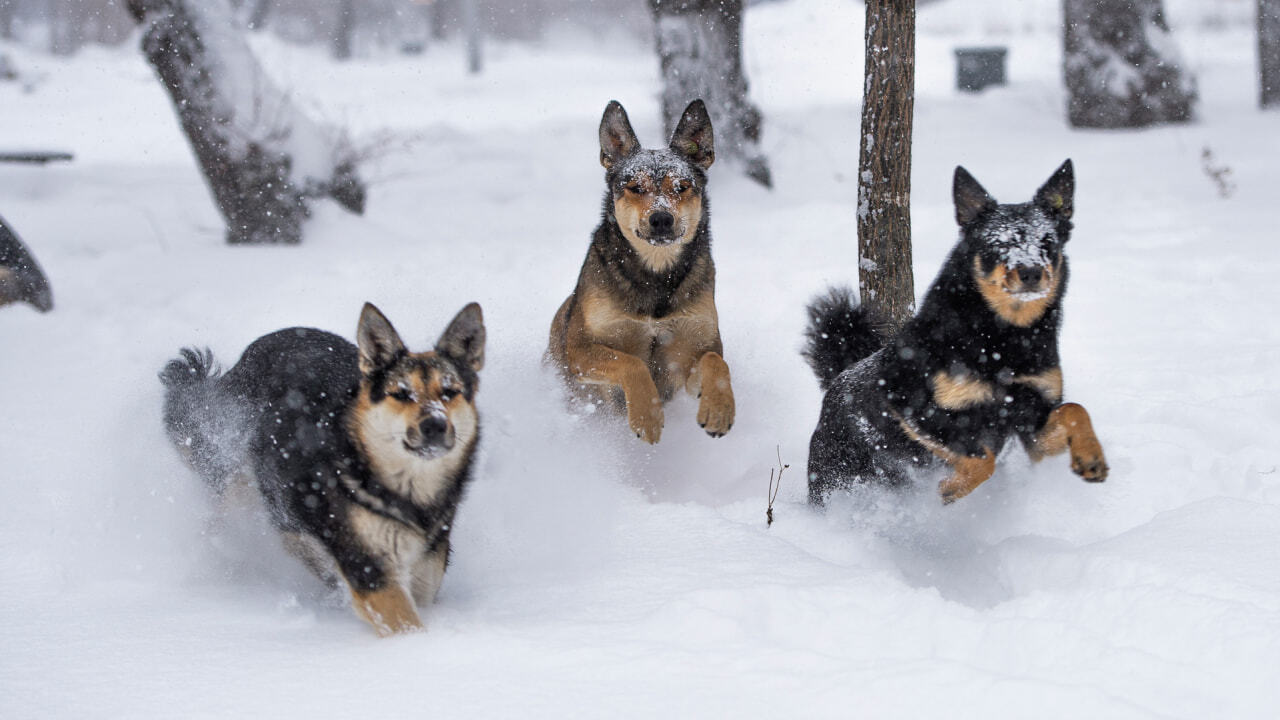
left=410, top=548, right=448, bottom=606
left=937, top=449, right=998, bottom=504
left=0, top=267, right=14, bottom=302
left=931, top=370, right=996, bottom=409
left=1027, top=402, right=1108, bottom=481
left=612, top=173, right=704, bottom=273
left=548, top=259, right=732, bottom=444
left=348, top=359, right=478, bottom=508
left=893, top=411, right=997, bottom=503
left=1012, top=367, right=1064, bottom=404
left=350, top=584, right=423, bottom=637
left=972, top=256, right=1063, bottom=327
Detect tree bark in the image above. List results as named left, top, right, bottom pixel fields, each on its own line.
left=857, top=0, right=916, bottom=334
left=127, top=0, right=365, bottom=245
left=1063, top=0, right=1197, bottom=128
left=648, top=0, right=771, bottom=188
left=1262, top=0, right=1280, bottom=108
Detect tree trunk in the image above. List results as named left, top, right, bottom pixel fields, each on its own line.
left=127, top=0, right=365, bottom=245
left=1262, top=0, right=1280, bottom=108
left=648, top=0, right=771, bottom=188
left=857, top=0, right=916, bottom=334
left=1063, top=0, right=1197, bottom=128
left=461, top=0, right=482, bottom=74
left=0, top=215, right=54, bottom=313
left=333, top=0, right=355, bottom=61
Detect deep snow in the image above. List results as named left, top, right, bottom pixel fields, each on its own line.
left=1, top=0, right=1278, bottom=717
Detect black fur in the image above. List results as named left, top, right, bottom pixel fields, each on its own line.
left=0, top=214, right=53, bottom=312
left=161, top=307, right=482, bottom=596
left=801, top=287, right=880, bottom=392
left=805, top=161, right=1076, bottom=505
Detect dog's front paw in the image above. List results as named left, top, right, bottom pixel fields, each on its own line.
left=626, top=386, right=664, bottom=444
left=1069, top=437, right=1108, bottom=482
left=696, top=381, right=734, bottom=438
left=938, top=476, right=971, bottom=505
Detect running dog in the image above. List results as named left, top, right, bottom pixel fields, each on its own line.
left=0, top=215, right=52, bottom=312
left=548, top=99, right=734, bottom=444
left=161, top=302, right=485, bottom=636
left=804, top=160, right=1107, bottom=505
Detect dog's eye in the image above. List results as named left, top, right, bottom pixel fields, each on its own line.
left=441, top=387, right=460, bottom=401
left=389, top=389, right=413, bottom=402
left=625, top=185, right=644, bottom=195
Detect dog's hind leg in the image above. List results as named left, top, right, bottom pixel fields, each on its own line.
left=281, top=532, right=341, bottom=589
left=409, top=543, right=448, bottom=607
left=1027, top=402, right=1108, bottom=482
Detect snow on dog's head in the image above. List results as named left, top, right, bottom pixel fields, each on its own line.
left=953, top=160, right=1075, bottom=327
left=598, top=99, right=713, bottom=272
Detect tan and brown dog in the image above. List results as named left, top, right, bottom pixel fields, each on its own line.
left=548, top=99, right=734, bottom=444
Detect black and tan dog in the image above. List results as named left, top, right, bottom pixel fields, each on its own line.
left=548, top=99, right=734, bottom=444
left=161, top=302, right=484, bottom=636
left=0, top=214, right=53, bottom=312
left=804, top=160, right=1107, bottom=505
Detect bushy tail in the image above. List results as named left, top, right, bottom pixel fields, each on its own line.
left=160, top=348, right=240, bottom=490
left=802, top=287, right=881, bottom=391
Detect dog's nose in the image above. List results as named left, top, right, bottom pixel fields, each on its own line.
left=649, top=211, right=674, bottom=235
left=1014, top=265, right=1044, bottom=286
left=418, top=413, right=448, bottom=442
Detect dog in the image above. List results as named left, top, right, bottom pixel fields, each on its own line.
left=161, top=302, right=485, bottom=636
left=547, top=99, right=734, bottom=444
left=0, top=215, right=53, bottom=312
left=803, top=160, right=1107, bottom=505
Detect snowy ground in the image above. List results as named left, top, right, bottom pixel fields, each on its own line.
left=2, top=0, right=1278, bottom=717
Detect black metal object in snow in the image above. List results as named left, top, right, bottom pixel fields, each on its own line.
left=0, top=152, right=74, bottom=165
left=955, top=47, right=1007, bottom=92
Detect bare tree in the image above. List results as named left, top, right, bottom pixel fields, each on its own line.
left=648, top=0, right=770, bottom=187
left=857, top=0, right=916, bottom=333
left=1063, top=0, right=1197, bottom=128
left=1263, top=0, right=1280, bottom=108
left=127, top=0, right=365, bottom=244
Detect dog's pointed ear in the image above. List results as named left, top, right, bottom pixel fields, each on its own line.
left=670, top=99, right=714, bottom=170
left=600, top=101, right=640, bottom=170
left=953, top=166, right=996, bottom=226
left=1034, top=159, right=1075, bottom=220
left=357, top=303, right=407, bottom=375
left=436, top=302, right=485, bottom=373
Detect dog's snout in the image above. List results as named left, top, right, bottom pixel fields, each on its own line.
left=1014, top=265, right=1044, bottom=286
left=648, top=211, right=674, bottom=235
left=418, top=413, right=448, bottom=441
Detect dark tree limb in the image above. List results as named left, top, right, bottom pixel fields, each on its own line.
left=127, top=0, right=365, bottom=245
left=648, top=0, right=771, bottom=187
left=1063, top=0, right=1197, bottom=128
left=857, top=0, right=916, bottom=334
